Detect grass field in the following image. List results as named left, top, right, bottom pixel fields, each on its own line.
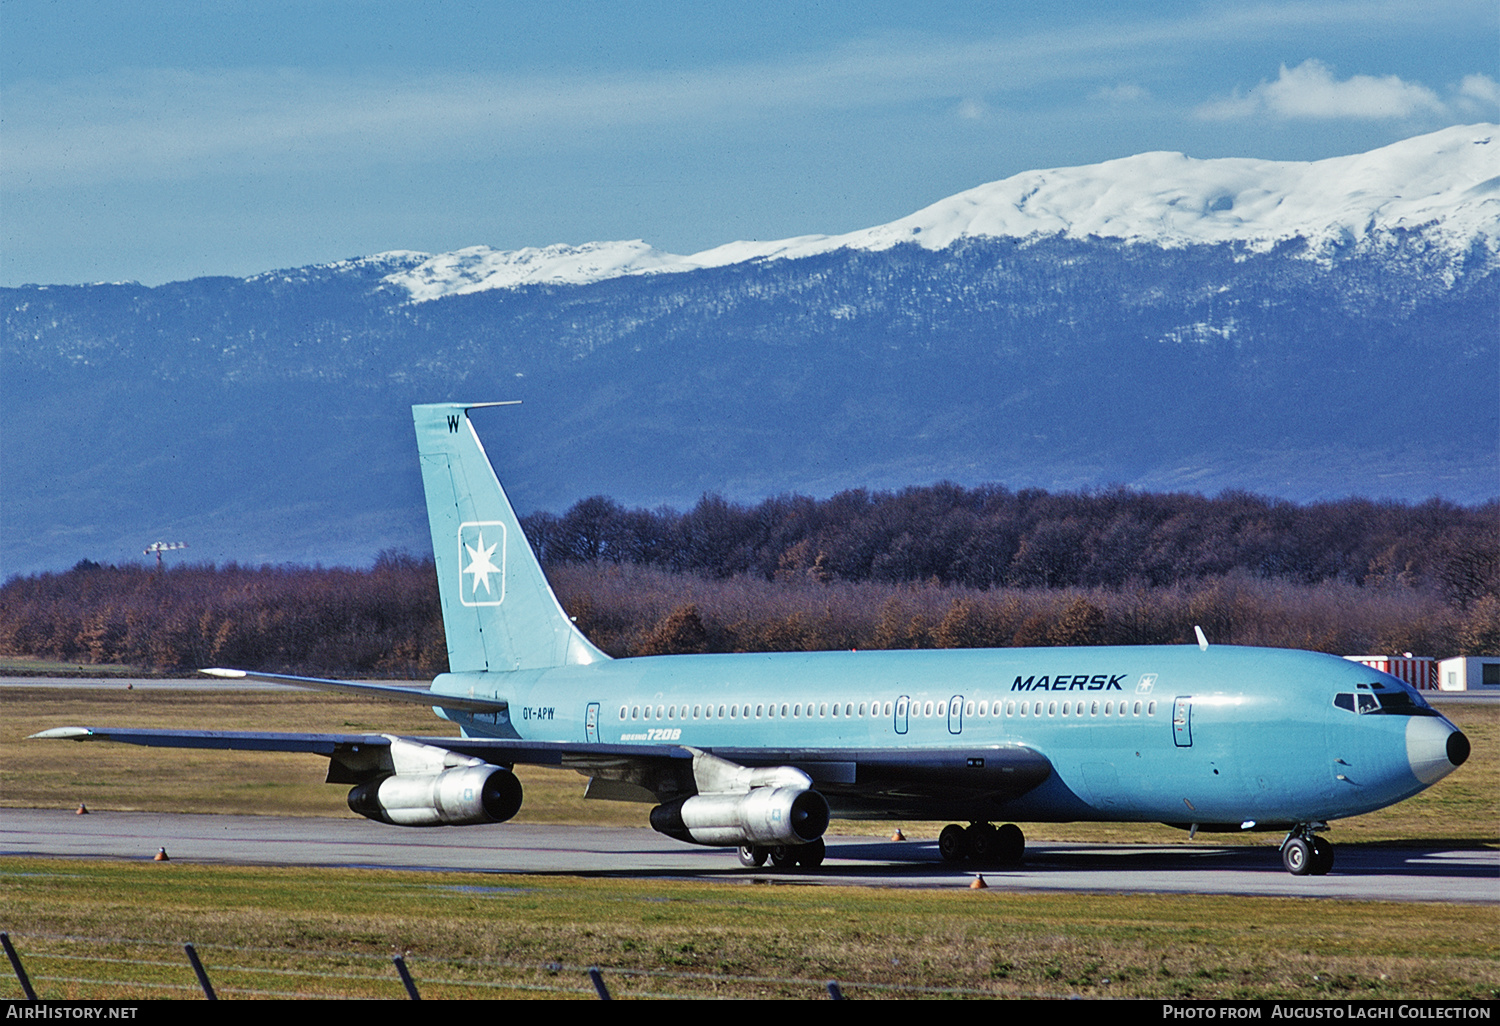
left=1, top=860, right=1496, bottom=1000
left=0, top=656, right=154, bottom=678
left=2, top=686, right=1495, bottom=1000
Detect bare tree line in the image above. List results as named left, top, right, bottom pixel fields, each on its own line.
left=2, top=487, right=1494, bottom=674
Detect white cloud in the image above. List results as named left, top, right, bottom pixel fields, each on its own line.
left=1197, top=60, right=1446, bottom=120
left=1093, top=84, right=1148, bottom=104
left=954, top=98, right=989, bottom=120
left=1457, top=73, right=1500, bottom=109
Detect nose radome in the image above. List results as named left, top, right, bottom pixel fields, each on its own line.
left=1407, top=717, right=1468, bottom=785
left=1447, top=730, right=1470, bottom=767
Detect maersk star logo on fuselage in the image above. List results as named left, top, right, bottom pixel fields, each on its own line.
left=459, top=521, right=505, bottom=606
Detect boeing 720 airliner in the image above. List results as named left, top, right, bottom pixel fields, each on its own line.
left=34, top=402, right=1472, bottom=875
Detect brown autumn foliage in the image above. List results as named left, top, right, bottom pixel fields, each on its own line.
left=0, top=551, right=447, bottom=676
left=550, top=563, right=1493, bottom=661
left=1, top=486, right=1494, bottom=674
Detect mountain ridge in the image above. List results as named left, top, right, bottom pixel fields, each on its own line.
left=369, top=124, right=1499, bottom=300
left=3, top=127, right=1495, bottom=576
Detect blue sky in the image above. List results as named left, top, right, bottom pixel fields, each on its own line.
left=3, top=0, right=1496, bottom=286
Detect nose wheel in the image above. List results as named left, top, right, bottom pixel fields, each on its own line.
left=1281, top=827, right=1334, bottom=876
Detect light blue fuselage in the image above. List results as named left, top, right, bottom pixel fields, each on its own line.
left=432, top=644, right=1447, bottom=827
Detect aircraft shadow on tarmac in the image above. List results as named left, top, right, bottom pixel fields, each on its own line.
left=834, top=839, right=1499, bottom=879
left=586, top=838, right=1500, bottom=886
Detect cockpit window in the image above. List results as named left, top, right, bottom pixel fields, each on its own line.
left=1334, top=686, right=1439, bottom=716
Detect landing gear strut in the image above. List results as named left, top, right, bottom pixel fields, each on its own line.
left=1281, top=825, right=1334, bottom=876
left=939, top=821, right=1025, bottom=865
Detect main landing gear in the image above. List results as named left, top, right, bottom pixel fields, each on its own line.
left=738, top=837, right=826, bottom=870
left=938, top=822, right=1025, bottom=865
left=1281, top=824, right=1334, bottom=876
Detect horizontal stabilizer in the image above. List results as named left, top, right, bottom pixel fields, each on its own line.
left=199, top=668, right=507, bottom=713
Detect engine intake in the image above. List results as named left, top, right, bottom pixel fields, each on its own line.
left=650, top=786, right=829, bottom=847
left=348, top=764, right=523, bottom=827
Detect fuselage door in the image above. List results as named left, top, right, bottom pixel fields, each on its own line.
left=1172, top=696, right=1193, bottom=747
left=895, top=695, right=910, bottom=735
left=585, top=702, right=600, bottom=743
left=947, top=695, right=964, bottom=735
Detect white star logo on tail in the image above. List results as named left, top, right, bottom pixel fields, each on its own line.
left=458, top=521, right=506, bottom=605
left=464, top=532, right=500, bottom=595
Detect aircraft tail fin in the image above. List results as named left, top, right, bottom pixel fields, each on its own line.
left=413, top=402, right=608, bottom=673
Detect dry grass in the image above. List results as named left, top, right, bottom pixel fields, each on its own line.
left=1, top=860, right=1496, bottom=1000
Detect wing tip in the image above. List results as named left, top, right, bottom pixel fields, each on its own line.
left=29, top=727, right=93, bottom=740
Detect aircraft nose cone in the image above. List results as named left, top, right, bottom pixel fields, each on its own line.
left=1447, top=730, right=1470, bottom=768
left=1406, top=717, right=1468, bottom=785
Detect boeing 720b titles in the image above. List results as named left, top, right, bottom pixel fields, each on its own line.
left=35, top=402, right=1472, bottom=875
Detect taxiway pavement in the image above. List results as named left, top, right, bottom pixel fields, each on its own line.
left=2, top=808, right=1494, bottom=902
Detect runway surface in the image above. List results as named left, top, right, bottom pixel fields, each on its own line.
left=2, top=808, right=1494, bottom=902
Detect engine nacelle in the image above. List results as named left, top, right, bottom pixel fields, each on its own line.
left=347, top=764, right=523, bottom=827
left=649, top=787, right=830, bottom=847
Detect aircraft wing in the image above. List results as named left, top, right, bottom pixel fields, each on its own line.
left=29, top=726, right=1050, bottom=809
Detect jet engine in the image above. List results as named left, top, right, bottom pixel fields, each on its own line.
left=649, top=786, right=830, bottom=847
left=347, top=764, right=523, bottom=827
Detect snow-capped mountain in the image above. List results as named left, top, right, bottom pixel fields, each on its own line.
left=4, top=125, right=1496, bottom=575
left=383, top=124, right=1499, bottom=301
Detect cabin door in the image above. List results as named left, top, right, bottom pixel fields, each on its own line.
left=1172, top=696, right=1193, bottom=747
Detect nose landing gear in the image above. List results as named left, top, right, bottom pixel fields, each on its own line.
left=1281, top=825, right=1334, bottom=876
